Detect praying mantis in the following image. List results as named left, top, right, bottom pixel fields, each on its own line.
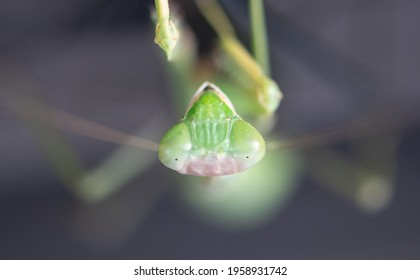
left=1, top=0, right=412, bottom=236
left=149, top=0, right=302, bottom=227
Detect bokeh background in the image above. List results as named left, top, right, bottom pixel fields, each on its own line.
left=1, top=0, right=420, bottom=259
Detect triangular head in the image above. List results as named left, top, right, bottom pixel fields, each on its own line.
left=158, top=82, right=265, bottom=176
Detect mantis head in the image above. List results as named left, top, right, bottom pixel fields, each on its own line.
left=158, top=82, right=265, bottom=176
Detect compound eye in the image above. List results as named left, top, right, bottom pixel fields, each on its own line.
left=158, top=122, right=192, bottom=172
left=230, top=120, right=265, bottom=170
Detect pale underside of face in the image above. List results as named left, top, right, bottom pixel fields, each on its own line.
left=177, top=153, right=244, bottom=176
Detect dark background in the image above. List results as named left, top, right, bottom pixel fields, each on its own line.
left=0, top=0, right=420, bottom=259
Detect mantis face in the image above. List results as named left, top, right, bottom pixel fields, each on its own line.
left=158, top=82, right=265, bottom=176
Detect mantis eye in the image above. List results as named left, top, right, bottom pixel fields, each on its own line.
left=230, top=120, right=266, bottom=170
left=158, top=122, right=192, bottom=171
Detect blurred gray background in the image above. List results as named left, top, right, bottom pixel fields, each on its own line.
left=0, top=0, right=420, bottom=259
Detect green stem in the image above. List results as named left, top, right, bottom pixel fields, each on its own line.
left=154, top=0, right=179, bottom=60
left=155, top=0, right=170, bottom=21
left=249, top=0, right=270, bottom=75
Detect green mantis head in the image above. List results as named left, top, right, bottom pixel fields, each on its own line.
left=158, top=82, right=265, bottom=176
